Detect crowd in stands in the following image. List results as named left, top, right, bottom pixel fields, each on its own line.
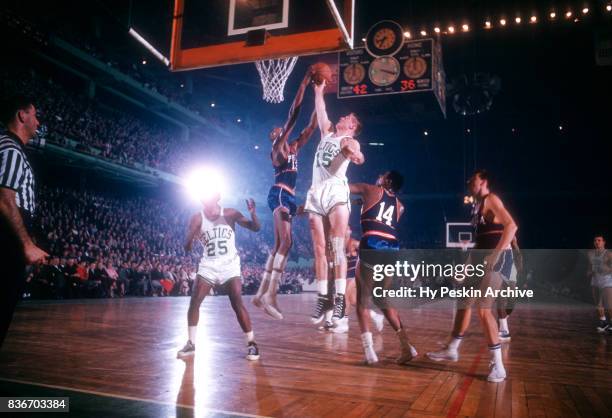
left=23, top=186, right=313, bottom=300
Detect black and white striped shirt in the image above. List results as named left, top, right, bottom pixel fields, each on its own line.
left=0, top=131, right=36, bottom=214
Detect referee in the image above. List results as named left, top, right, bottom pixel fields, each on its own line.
left=0, top=95, right=48, bottom=347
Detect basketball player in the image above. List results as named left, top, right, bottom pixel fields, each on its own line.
left=351, top=171, right=417, bottom=364
left=427, top=169, right=517, bottom=383
left=496, top=236, right=522, bottom=342
left=305, top=79, right=364, bottom=325
left=332, top=226, right=384, bottom=334
left=253, top=69, right=317, bottom=320
left=178, top=192, right=261, bottom=360
left=588, top=235, right=612, bottom=333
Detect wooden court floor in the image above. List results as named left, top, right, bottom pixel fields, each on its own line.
left=0, top=294, right=610, bottom=418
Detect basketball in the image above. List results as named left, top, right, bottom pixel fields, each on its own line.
left=311, top=62, right=333, bottom=85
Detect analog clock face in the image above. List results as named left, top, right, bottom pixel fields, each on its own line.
left=368, top=56, right=400, bottom=86
left=343, top=63, right=366, bottom=85
left=374, top=28, right=396, bottom=50
left=365, top=20, right=405, bottom=57
left=403, top=57, right=428, bottom=79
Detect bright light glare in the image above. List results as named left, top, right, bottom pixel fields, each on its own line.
left=184, top=167, right=227, bottom=203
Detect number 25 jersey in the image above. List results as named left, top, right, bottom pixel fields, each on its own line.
left=199, top=207, right=239, bottom=269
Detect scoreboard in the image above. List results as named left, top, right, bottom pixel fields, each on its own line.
left=338, top=38, right=435, bottom=98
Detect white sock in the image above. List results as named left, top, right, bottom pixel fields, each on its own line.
left=369, top=310, right=381, bottom=320
left=600, top=315, right=607, bottom=321
left=499, top=317, right=509, bottom=333
left=361, top=332, right=373, bottom=347
left=317, top=279, right=328, bottom=295
left=245, top=330, right=255, bottom=344
left=489, top=344, right=503, bottom=367
left=188, top=326, right=197, bottom=343
left=448, top=335, right=463, bottom=351
left=335, top=278, right=346, bottom=295
left=257, top=255, right=274, bottom=297
left=268, top=271, right=281, bottom=296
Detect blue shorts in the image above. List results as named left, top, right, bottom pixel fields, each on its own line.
left=359, top=236, right=400, bottom=251
left=267, top=185, right=297, bottom=217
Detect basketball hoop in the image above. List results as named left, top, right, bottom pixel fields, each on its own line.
left=254, top=57, right=298, bottom=103
left=459, top=240, right=471, bottom=252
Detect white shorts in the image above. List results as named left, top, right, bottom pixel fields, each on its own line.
left=304, top=180, right=350, bottom=216
left=506, top=263, right=518, bottom=283
left=594, top=275, right=612, bottom=289
left=196, top=260, right=241, bottom=286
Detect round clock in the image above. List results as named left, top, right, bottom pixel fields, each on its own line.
left=365, top=20, right=405, bottom=58
left=343, top=63, right=366, bottom=85
left=368, top=56, right=400, bottom=86
left=403, top=56, right=428, bottom=79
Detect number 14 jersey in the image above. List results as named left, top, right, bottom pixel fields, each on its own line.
left=360, top=188, right=400, bottom=241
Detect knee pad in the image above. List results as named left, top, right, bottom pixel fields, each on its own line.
left=265, top=254, right=274, bottom=272
left=331, top=236, right=346, bottom=267
left=272, top=253, right=287, bottom=272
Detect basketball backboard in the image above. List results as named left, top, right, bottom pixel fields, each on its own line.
left=170, top=0, right=355, bottom=71
left=446, top=222, right=475, bottom=249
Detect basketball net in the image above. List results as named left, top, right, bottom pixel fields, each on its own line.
left=459, top=240, right=471, bottom=252
left=255, top=57, right=298, bottom=103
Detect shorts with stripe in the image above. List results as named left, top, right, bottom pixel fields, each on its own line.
left=267, top=185, right=297, bottom=217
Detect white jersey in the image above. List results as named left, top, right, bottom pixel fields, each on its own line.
left=311, top=132, right=351, bottom=186
left=591, top=250, right=611, bottom=279
left=198, top=208, right=239, bottom=268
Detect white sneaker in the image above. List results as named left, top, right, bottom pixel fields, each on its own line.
left=262, top=294, right=284, bottom=320
left=397, top=344, right=418, bottom=365
left=370, top=311, right=384, bottom=332
left=363, top=344, right=379, bottom=365
left=331, top=317, right=349, bottom=334
left=487, top=361, right=506, bottom=382
left=426, top=347, right=459, bottom=362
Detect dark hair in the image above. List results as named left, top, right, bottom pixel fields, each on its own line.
left=473, top=169, right=490, bottom=185
left=386, top=170, right=404, bottom=192
left=0, top=95, right=35, bottom=126
left=594, top=234, right=606, bottom=241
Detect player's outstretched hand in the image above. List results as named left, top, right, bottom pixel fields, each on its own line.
left=246, top=198, right=256, bottom=214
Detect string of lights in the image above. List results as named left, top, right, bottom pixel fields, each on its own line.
left=361, top=3, right=612, bottom=42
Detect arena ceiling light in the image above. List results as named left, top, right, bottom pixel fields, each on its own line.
left=184, top=167, right=228, bottom=203
left=128, top=28, right=170, bottom=67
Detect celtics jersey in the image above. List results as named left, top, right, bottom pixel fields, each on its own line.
left=311, top=132, right=351, bottom=186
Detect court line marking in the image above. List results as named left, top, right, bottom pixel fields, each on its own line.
left=445, top=345, right=487, bottom=418
left=0, top=376, right=271, bottom=418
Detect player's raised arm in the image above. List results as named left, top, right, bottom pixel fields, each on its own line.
left=313, top=80, right=332, bottom=134
left=487, top=194, right=518, bottom=252
left=349, top=183, right=370, bottom=196
left=230, top=199, right=261, bottom=232
left=341, top=137, right=364, bottom=165
left=294, top=110, right=318, bottom=150
left=184, top=212, right=202, bottom=253
left=275, top=70, right=315, bottom=153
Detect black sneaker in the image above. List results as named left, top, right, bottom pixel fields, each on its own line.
left=246, top=342, right=260, bottom=360
left=311, top=294, right=333, bottom=324
left=177, top=340, right=195, bottom=359
left=596, top=320, right=609, bottom=333
left=332, top=294, right=346, bottom=322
